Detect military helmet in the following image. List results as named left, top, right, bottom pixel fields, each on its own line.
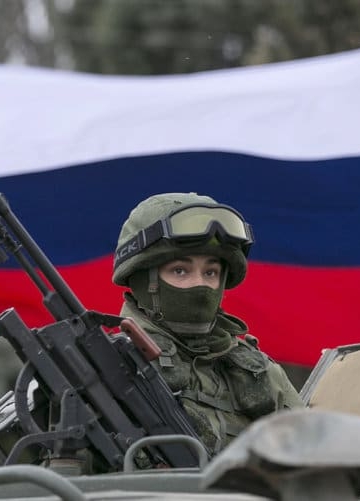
left=112, top=192, right=254, bottom=289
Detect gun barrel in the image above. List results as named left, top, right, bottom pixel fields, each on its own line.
left=0, top=193, right=86, bottom=318
left=0, top=193, right=208, bottom=470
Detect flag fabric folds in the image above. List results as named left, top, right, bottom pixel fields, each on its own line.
left=1, top=49, right=360, bottom=367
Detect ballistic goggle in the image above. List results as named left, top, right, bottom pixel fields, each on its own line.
left=115, top=203, right=254, bottom=268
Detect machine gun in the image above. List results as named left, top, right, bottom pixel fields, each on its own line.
left=0, top=193, right=208, bottom=473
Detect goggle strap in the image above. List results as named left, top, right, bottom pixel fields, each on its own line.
left=143, top=220, right=165, bottom=248
left=115, top=220, right=164, bottom=268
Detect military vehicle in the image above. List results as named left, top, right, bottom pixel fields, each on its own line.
left=1, top=403, right=360, bottom=501
left=1, top=191, right=360, bottom=501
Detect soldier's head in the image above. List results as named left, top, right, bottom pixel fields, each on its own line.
left=112, top=192, right=254, bottom=334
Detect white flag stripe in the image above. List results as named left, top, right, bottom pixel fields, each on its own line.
left=1, top=48, right=360, bottom=177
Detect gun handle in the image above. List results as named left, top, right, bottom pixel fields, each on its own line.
left=120, top=317, right=162, bottom=361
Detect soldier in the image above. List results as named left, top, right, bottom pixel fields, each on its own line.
left=113, top=192, right=303, bottom=457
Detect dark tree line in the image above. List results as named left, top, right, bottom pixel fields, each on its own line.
left=1, top=0, right=360, bottom=75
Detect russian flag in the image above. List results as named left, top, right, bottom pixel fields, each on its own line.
left=1, top=49, right=360, bottom=370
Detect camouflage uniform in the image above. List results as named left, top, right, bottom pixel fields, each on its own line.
left=113, top=193, right=303, bottom=457
left=0, top=338, right=22, bottom=395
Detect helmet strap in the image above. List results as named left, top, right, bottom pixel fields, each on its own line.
left=148, top=267, right=163, bottom=320
left=221, top=263, right=229, bottom=293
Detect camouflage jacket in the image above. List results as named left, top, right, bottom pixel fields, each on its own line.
left=121, top=293, right=304, bottom=456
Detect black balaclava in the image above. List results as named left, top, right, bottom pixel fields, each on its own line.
left=129, top=266, right=226, bottom=337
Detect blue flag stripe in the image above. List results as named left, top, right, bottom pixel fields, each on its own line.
left=1, top=150, right=359, bottom=268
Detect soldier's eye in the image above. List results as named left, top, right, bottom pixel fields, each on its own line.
left=173, top=267, right=186, bottom=275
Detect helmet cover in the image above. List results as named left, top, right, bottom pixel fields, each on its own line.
left=112, top=192, right=250, bottom=289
